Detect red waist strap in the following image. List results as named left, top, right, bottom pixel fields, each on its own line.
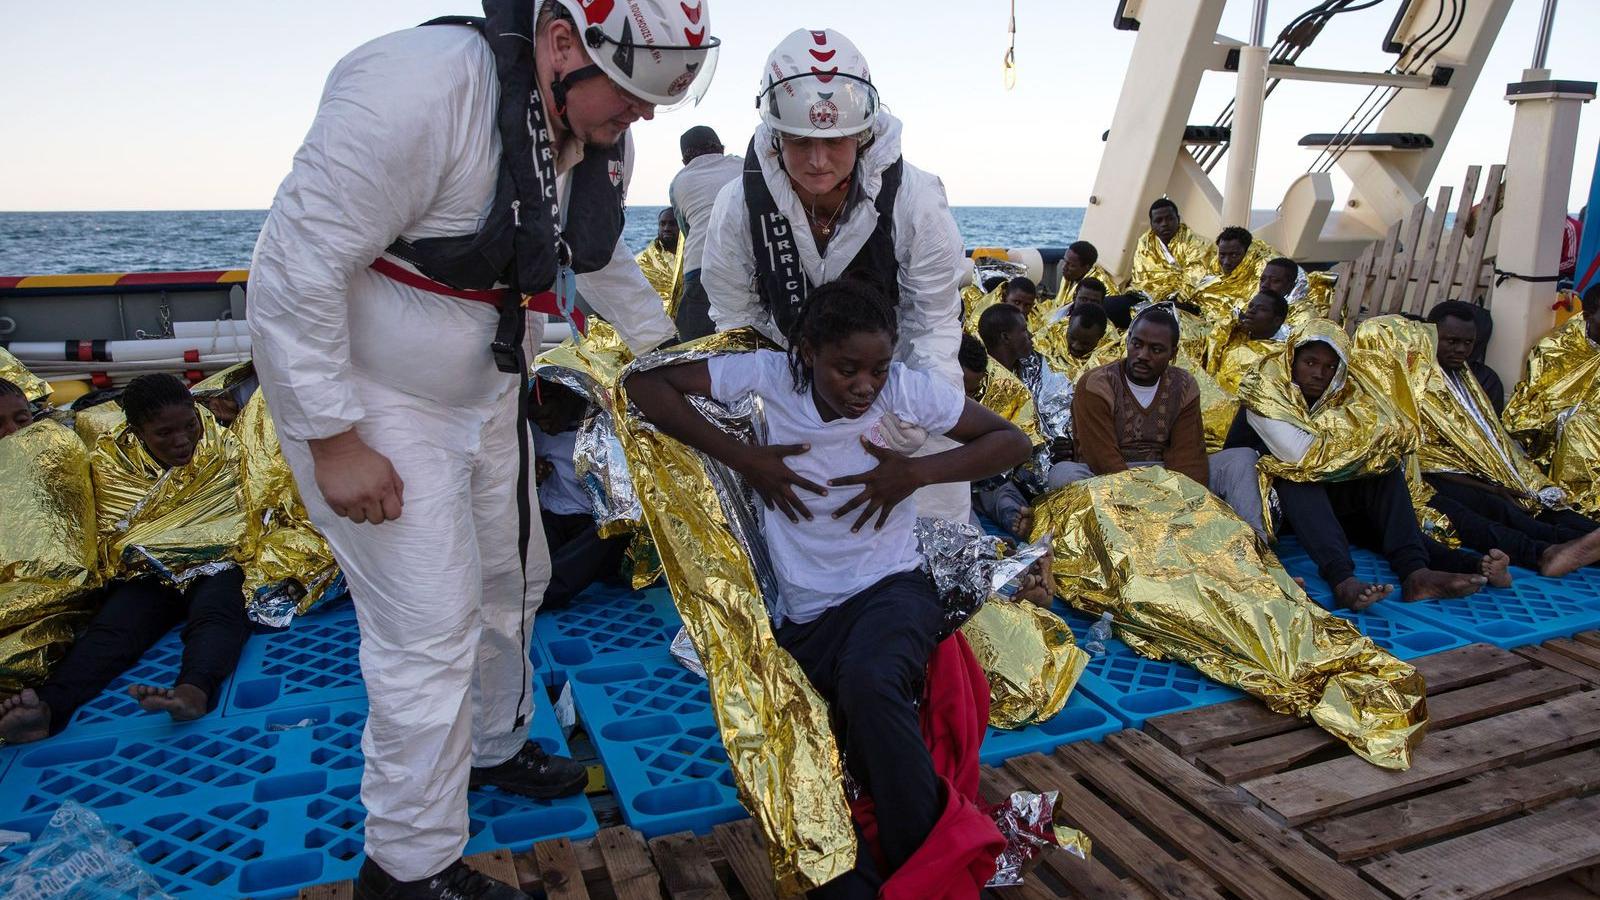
left=369, top=257, right=585, bottom=331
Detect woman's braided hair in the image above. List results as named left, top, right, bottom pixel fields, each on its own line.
left=119, top=373, right=194, bottom=428
left=786, top=276, right=899, bottom=392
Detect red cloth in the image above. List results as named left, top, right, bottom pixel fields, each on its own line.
left=847, top=632, right=1005, bottom=900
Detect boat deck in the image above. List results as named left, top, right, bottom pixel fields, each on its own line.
left=296, top=635, right=1600, bottom=900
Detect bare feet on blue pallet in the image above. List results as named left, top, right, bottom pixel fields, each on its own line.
left=1333, top=577, right=1391, bottom=611
left=1538, top=529, right=1600, bottom=579
left=1480, top=549, right=1513, bottom=588
left=129, top=683, right=208, bottom=722
left=1401, top=569, right=1485, bottom=602
left=0, top=689, right=52, bottom=745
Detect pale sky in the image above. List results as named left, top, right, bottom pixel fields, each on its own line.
left=1, top=1, right=1595, bottom=212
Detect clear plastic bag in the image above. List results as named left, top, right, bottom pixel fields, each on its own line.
left=0, top=802, right=172, bottom=899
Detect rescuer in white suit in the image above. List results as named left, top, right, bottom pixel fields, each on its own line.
left=247, top=2, right=719, bottom=897
left=702, top=29, right=970, bottom=523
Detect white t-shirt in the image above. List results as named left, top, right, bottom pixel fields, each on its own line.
left=707, top=350, right=966, bottom=625
left=669, top=153, right=744, bottom=273
left=1125, top=376, right=1159, bottom=409
left=533, top=426, right=591, bottom=517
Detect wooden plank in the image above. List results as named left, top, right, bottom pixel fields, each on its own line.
left=1106, top=731, right=1382, bottom=900
left=1059, top=742, right=1300, bottom=900
left=1198, top=666, right=1585, bottom=784
left=298, top=883, right=353, bottom=900
left=1241, top=689, right=1600, bottom=825
left=1306, top=747, right=1600, bottom=861
left=1458, top=164, right=1504, bottom=304
left=1379, top=198, right=1429, bottom=314
left=1408, top=184, right=1454, bottom=315
left=1363, top=219, right=1405, bottom=315
left=1340, top=243, right=1377, bottom=328
left=712, top=820, right=779, bottom=900
left=1361, top=794, right=1600, bottom=900
left=1145, top=643, right=1527, bottom=756
left=1329, top=259, right=1355, bottom=325
left=1436, top=165, right=1482, bottom=302
left=983, top=762, right=1148, bottom=899
left=1518, top=645, right=1600, bottom=686
left=1005, top=752, right=1227, bottom=900
left=1546, top=638, right=1600, bottom=672
left=532, top=837, right=594, bottom=900
left=514, top=835, right=612, bottom=894
left=1573, top=631, right=1600, bottom=651
left=465, top=849, right=522, bottom=889
left=648, top=832, right=731, bottom=900
left=596, top=826, right=664, bottom=900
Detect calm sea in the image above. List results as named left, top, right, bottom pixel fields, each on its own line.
left=0, top=207, right=1085, bottom=276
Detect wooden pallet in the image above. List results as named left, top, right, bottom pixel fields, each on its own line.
left=1140, top=642, right=1600, bottom=899
left=301, top=640, right=1600, bottom=899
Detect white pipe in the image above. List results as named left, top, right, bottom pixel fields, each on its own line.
left=1249, top=0, right=1269, bottom=46
left=1222, top=43, right=1270, bottom=227
left=9, top=336, right=251, bottom=362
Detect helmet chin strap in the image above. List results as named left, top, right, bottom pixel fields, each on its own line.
left=549, top=64, right=605, bottom=133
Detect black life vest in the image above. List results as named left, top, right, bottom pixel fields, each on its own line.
left=743, top=137, right=904, bottom=340
left=388, top=5, right=626, bottom=295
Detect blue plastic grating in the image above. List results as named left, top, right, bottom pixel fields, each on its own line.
left=0, top=691, right=593, bottom=898
left=1276, top=535, right=1600, bottom=650
left=1052, top=603, right=1244, bottom=727
left=535, top=583, right=683, bottom=680
left=44, top=624, right=235, bottom=741
left=224, top=603, right=366, bottom=715
left=567, top=655, right=743, bottom=837
left=979, top=691, right=1121, bottom=765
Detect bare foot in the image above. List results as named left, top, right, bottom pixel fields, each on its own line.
left=129, top=684, right=209, bottom=722
left=1010, top=507, right=1035, bottom=540
left=0, top=689, right=52, bottom=745
left=1401, top=569, right=1486, bottom=602
left=1333, top=577, right=1392, bottom=611
left=1538, top=529, right=1600, bottom=578
left=1480, top=549, right=1513, bottom=588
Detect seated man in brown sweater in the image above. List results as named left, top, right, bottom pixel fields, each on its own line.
left=1051, top=306, right=1267, bottom=539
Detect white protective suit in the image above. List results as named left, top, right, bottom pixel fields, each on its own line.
left=701, top=113, right=971, bottom=522
left=248, top=25, right=675, bottom=881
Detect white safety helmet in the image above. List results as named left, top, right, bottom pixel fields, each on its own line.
left=757, top=29, right=878, bottom=139
left=549, top=0, right=721, bottom=109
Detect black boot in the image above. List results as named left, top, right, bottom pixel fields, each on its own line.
left=354, top=858, right=529, bottom=899
left=469, top=739, right=587, bottom=799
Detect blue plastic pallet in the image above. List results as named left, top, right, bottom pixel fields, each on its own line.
left=0, top=691, right=594, bottom=897
left=1051, top=604, right=1244, bottom=727
left=979, top=690, right=1121, bottom=765
left=566, top=655, right=744, bottom=837
left=535, top=583, right=683, bottom=682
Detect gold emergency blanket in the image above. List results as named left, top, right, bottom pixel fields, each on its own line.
left=1504, top=317, right=1600, bottom=516
left=1034, top=466, right=1427, bottom=769
left=73, top=401, right=126, bottom=449
left=1175, top=353, right=1237, bottom=453
left=1193, top=237, right=1279, bottom=326
left=91, top=406, right=246, bottom=584
left=1126, top=223, right=1215, bottom=304
left=1037, top=320, right=1122, bottom=382
left=974, top=359, right=1042, bottom=443
left=615, top=330, right=854, bottom=893
left=0, top=346, right=52, bottom=405
left=963, top=281, right=1006, bottom=336
left=959, top=599, right=1086, bottom=729
left=0, top=422, right=100, bottom=694
left=636, top=239, right=684, bottom=316
left=1207, top=326, right=1282, bottom=395
left=1354, top=316, right=1557, bottom=505
left=234, top=392, right=341, bottom=621
left=1029, top=262, right=1119, bottom=332
left=1287, top=271, right=1336, bottom=331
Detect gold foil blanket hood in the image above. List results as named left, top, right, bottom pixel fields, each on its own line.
left=1034, top=467, right=1427, bottom=769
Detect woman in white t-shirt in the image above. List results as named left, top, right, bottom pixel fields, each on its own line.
left=627, top=278, right=1030, bottom=894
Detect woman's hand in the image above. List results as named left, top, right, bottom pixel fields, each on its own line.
left=734, top=443, right=827, bottom=522
left=828, top=437, right=929, bottom=532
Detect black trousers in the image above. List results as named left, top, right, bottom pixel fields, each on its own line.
left=775, top=570, right=944, bottom=898
left=540, top=510, right=629, bottom=609
left=1424, top=474, right=1600, bottom=569
left=1277, top=468, right=1479, bottom=586
left=35, top=567, right=249, bottom=734
left=674, top=272, right=715, bottom=342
